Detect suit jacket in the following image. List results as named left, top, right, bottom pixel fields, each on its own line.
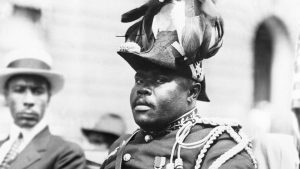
left=0, top=127, right=86, bottom=169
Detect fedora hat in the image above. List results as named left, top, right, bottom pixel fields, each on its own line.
left=81, top=113, right=126, bottom=138
left=118, top=0, right=224, bottom=101
left=0, top=48, right=64, bottom=94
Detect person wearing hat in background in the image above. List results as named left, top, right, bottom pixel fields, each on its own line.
left=0, top=48, right=86, bottom=169
left=81, top=113, right=126, bottom=168
left=100, top=0, right=257, bottom=169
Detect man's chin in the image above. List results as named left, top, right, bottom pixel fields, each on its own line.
left=135, top=119, right=165, bottom=132
left=16, top=120, right=38, bottom=128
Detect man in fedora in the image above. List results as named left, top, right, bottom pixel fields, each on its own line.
left=0, top=48, right=86, bottom=169
left=100, top=0, right=257, bottom=169
left=81, top=113, right=126, bottom=168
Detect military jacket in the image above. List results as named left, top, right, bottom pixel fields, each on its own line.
left=101, top=109, right=257, bottom=169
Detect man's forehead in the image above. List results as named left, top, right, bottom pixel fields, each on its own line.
left=7, top=75, right=49, bottom=86
left=136, top=66, right=175, bottom=76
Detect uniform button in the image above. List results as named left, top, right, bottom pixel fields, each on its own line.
left=144, top=135, right=153, bottom=142
left=123, top=153, right=131, bottom=162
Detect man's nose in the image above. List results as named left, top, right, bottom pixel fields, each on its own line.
left=24, top=90, right=34, bottom=107
left=137, top=86, right=152, bottom=95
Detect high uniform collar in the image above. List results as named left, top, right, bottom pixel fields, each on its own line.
left=168, top=107, right=201, bottom=130
left=141, top=107, right=201, bottom=137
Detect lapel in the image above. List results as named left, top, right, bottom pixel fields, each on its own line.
left=10, top=127, right=51, bottom=169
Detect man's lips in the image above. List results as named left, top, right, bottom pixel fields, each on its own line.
left=134, top=105, right=152, bottom=111
left=133, top=100, right=153, bottom=112
left=16, top=112, right=38, bottom=120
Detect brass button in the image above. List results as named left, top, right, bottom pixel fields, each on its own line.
left=123, top=153, right=131, bottom=162
left=144, top=135, right=153, bottom=142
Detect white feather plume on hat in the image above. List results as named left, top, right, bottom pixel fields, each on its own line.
left=121, top=0, right=223, bottom=63
left=119, top=0, right=224, bottom=101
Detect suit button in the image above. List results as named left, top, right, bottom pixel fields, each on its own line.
left=123, top=153, right=131, bottom=162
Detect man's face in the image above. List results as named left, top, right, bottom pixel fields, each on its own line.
left=5, top=75, right=50, bottom=128
left=130, top=66, right=192, bottom=131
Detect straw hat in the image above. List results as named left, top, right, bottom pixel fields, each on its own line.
left=0, top=48, right=64, bottom=94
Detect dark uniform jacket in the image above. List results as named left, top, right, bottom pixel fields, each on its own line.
left=100, top=109, right=257, bottom=169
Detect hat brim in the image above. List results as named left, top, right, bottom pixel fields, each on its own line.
left=198, top=77, right=209, bottom=102
left=117, top=51, right=172, bottom=71
left=117, top=51, right=210, bottom=102
left=0, top=68, right=64, bottom=95
left=81, top=128, right=120, bottom=138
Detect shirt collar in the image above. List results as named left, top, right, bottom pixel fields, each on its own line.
left=9, top=117, right=48, bottom=142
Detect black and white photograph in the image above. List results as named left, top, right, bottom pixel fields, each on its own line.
left=0, top=0, right=299, bottom=169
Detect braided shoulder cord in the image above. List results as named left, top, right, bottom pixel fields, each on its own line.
left=244, top=146, right=258, bottom=169
left=242, top=144, right=258, bottom=168
left=207, top=127, right=258, bottom=169
left=228, top=129, right=258, bottom=169
left=169, top=121, right=220, bottom=169
left=169, top=120, right=231, bottom=169
left=197, top=117, right=257, bottom=168
left=227, top=128, right=258, bottom=169
left=169, top=117, right=257, bottom=169
left=208, top=133, right=249, bottom=169
left=194, top=126, right=230, bottom=169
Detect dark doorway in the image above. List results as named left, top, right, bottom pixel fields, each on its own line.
left=253, top=23, right=274, bottom=105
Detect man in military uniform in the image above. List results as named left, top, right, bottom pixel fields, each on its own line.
left=100, top=0, right=257, bottom=169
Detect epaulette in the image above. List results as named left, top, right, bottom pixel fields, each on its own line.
left=166, top=117, right=258, bottom=169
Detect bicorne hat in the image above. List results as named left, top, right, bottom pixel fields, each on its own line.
left=117, top=0, right=224, bottom=101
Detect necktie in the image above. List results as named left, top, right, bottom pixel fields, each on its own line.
left=0, top=133, right=23, bottom=169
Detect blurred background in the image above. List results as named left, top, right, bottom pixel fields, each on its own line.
left=0, top=0, right=299, bottom=146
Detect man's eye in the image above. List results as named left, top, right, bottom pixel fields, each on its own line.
left=135, top=78, right=143, bottom=84
left=156, top=77, right=168, bottom=84
left=12, top=87, right=25, bottom=93
left=33, top=88, right=46, bottom=95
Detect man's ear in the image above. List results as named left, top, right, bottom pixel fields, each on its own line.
left=187, top=82, right=201, bottom=103
left=3, top=91, right=9, bottom=107
left=47, top=93, right=52, bottom=103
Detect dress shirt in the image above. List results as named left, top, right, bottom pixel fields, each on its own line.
left=0, top=118, right=48, bottom=164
